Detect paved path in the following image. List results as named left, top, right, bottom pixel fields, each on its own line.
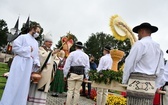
left=47, top=93, right=95, bottom=105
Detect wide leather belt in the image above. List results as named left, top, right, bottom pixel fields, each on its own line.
left=70, top=66, right=85, bottom=75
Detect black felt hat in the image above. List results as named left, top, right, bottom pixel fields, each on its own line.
left=75, top=41, right=84, bottom=48
left=132, top=22, right=158, bottom=33
left=104, top=46, right=111, bottom=51
left=166, top=50, right=168, bottom=54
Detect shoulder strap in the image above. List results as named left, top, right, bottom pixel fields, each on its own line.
left=39, top=51, right=52, bottom=72
left=58, top=58, right=65, bottom=67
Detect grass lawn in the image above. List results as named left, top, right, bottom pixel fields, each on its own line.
left=0, top=62, right=9, bottom=99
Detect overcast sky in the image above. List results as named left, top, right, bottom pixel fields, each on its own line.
left=0, top=0, right=168, bottom=59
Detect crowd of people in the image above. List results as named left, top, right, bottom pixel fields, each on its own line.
left=0, top=22, right=168, bottom=105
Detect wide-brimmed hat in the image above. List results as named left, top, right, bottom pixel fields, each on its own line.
left=75, top=41, right=84, bottom=48
left=104, top=46, right=111, bottom=51
left=132, top=22, right=158, bottom=33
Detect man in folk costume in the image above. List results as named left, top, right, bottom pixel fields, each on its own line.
left=0, top=24, right=41, bottom=105
left=122, top=22, right=165, bottom=105
left=27, top=34, right=59, bottom=105
left=63, top=41, right=90, bottom=105
left=96, top=46, right=113, bottom=105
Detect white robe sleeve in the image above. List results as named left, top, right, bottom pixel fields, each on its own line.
left=97, top=57, right=105, bottom=72
left=12, top=36, right=31, bottom=58
left=63, top=53, right=73, bottom=77
left=163, top=61, right=168, bottom=83
left=85, top=55, right=90, bottom=79
left=33, top=44, right=40, bottom=66
left=155, top=51, right=166, bottom=88
left=122, top=42, right=145, bottom=84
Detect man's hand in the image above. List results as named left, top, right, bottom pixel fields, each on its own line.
left=156, top=88, right=166, bottom=94
left=64, top=77, right=67, bottom=81
left=52, top=49, right=60, bottom=55
left=83, top=78, right=88, bottom=82
left=121, top=83, right=128, bottom=88
left=33, top=64, right=40, bottom=72
left=35, top=64, right=40, bottom=68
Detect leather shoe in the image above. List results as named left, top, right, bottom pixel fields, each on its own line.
left=51, top=94, right=58, bottom=97
left=86, top=95, right=90, bottom=99
left=80, top=93, right=86, bottom=96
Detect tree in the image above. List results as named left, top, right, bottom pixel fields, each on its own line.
left=84, top=32, right=131, bottom=69
left=0, top=19, right=8, bottom=47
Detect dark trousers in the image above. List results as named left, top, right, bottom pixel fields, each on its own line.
left=82, top=79, right=91, bottom=96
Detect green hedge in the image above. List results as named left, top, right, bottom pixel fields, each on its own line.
left=89, top=70, right=123, bottom=84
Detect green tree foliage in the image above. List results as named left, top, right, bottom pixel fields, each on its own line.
left=20, top=21, right=44, bottom=46
left=84, top=32, right=131, bottom=69
left=55, top=33, right=78, bottom=52
left=0, top=19, right=8, bottom=47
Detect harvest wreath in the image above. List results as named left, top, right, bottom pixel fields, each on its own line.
left=89, top=69, right=123, bottom=84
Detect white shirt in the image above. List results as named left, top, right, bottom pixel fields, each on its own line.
left=122, top=36, right=165, bottom=88
left=162, top=62, right=168, bottom=82
left=97, top=54, right=113, bottom=72
left=63, top=49, right=90, bottom=78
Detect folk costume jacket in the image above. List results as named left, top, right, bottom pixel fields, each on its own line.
left=37, top=46, right=55, bottom=92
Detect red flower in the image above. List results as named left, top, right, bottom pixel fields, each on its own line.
left=90, top=89, right=97, bottom=99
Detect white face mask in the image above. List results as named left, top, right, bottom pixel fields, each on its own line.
left=33, top=33, right=39, bottom=38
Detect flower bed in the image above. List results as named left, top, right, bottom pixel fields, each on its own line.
left=93, top=94, right=126, bottom=105
left=90, top=89, right=97, bottom=99
left=80, top=88, right=97, bottom=99
left=106, top=94, right=126, bottom=105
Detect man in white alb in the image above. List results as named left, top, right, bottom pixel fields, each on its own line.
left=0, top=24, right=41, bottom=105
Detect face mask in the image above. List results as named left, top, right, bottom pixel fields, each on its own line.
left=33, top=33, right=39, bottom=38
